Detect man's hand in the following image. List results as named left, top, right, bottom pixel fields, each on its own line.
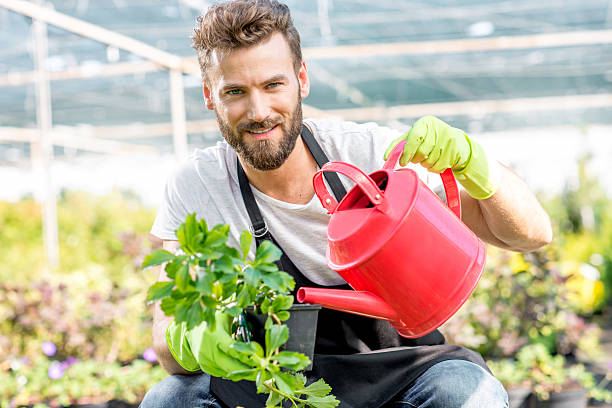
left=384, top=115, right=499, bottom=200
left=166, top=310, right=255, bottom=379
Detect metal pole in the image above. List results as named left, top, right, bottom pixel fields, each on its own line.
left=32, top=17, right=59, bottom=269
left=169, top=69, right=188, bottom=161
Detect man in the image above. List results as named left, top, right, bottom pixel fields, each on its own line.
left=141, top=1, right=552, bottom=407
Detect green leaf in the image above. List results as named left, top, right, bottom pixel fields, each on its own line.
left=275, top=311, right=290, bottom=321
left=262, top=272, right=295, bottom=293
left=256, top=370, right=273, bottom=394
left=265, top=388, right=282, bottom=407
left=206, top=226, right=229, bottom=247
left=213, top=255, right=235, bottom=274
left=164, top=258, right=182, bottom=279
left=240, top=230, right=252, bottom=260
left=175, top=263, right=191, bottom=292
left=226, top=368, right=258, bottom=382
left=273, top=371, right=297, bottom=395
left=265, top=324, right=289, bottom=357
left=160, top=296, right=178, bottom=316
left=244, top=266, right=262, bottom=287
left=265, top=316, right=273, bottom=330
left=271, top=295, right=294, bottom=312
left=195, top=269, right=215, bottom=295
left=175, top=303, right=189, bottom=324
left=203, top=307, right=216, bottom=329
left=198, top=217, right=209, bottom=234
left=237, top=286, right=255, bottom=307
left=255, top=240, right=282, bottom=265
left=146, top=281, right=175, bottom=303
left=256, top=263, right=279, bottom=273
left=274, top=351, right=310, bottom=372
left=304, top=394, right=340, bottom=408
left=231, top=341, right=264, bottom=358
left=301, top=378, right=333, bottom=398
left=224, top=305, right=243, bottom=317
left=184, top=213, right=198, bottom=242
left=186, top=301, right=204, bottom=330
left=219, top=245, right=242, bottom=260
left=142, top=249, right=175, bottom=268
left=176, top=224, right=189, bottom=252
left=189, top=232, right=205, bottom=251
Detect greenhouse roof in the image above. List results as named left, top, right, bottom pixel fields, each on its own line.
left=1, top=0, right=611, bottom=159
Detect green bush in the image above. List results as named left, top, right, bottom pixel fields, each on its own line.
left=0, top=190, right=166, bottom=406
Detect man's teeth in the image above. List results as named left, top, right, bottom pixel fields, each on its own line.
left=249, top=128, right=273, bottom=134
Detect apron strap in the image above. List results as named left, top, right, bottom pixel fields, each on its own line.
left=300, top=124, right=346, bottom=202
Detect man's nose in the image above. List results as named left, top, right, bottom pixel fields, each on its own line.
left=246, top=91, right=271, bottom=122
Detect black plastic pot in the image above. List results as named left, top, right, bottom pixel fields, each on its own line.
left=531, top=388, right=588, bottom=408
left=246, top=303, right=322, bottom=371
left=507, top=387, right=532, bottom=408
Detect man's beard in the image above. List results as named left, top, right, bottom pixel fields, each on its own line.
left=215, top=96, right=303, bottom=171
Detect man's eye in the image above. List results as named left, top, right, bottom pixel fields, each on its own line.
left=226, top=89, right=243, bottom=95
left=266, top=82, right=281, bottom=89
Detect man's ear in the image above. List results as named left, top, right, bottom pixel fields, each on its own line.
left=298, top=61, right=310, bottom=99
left=203, top=83, right=214, bottom=110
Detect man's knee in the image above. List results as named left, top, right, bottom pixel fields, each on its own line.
left=399, top=360, right=508, bottom=408
left=139, top=373, right=221, bottom=408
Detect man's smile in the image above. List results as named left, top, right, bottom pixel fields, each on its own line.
left=245, top=124, right=279, bottom=140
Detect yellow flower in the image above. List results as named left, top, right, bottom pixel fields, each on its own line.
left=509, top=253, right=530, bottom=274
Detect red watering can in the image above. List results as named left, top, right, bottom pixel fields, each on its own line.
left=297, top=141, right=486, bottom=338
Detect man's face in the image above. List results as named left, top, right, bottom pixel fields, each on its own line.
left=203, top=32, right=310, bottom=171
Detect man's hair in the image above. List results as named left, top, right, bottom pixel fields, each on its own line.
left=192, top=0, right=302, bottom=83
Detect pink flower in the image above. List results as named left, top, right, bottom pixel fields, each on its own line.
left=143, top=347, right=157, bottom=363
left=41, top=341, right=57, bottom=357
left=48, top=362, right=64, bottom=380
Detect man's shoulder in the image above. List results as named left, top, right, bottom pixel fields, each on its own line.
left=305, top=118, right=400, bottom=140
left=167, top=141, right=234, bottom=190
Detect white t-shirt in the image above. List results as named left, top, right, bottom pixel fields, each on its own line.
left=151, top=118, right=441, bottom=286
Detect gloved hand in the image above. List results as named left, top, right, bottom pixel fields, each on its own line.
left=384, top=115, right=499, bottom=200
left=166, top=310, right=255, bottom=379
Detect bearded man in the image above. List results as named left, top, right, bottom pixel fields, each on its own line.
left=141, top=1, right=552, bottom=407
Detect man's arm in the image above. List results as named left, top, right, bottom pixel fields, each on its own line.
left=459, top=163, right=552, bottom=252
left=152, top=239, right=202, bottom=375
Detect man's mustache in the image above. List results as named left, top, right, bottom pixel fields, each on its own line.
left=237, top=118, right=281, bottom=132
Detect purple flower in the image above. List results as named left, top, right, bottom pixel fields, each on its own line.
left=61, top=357, right=77, bottom=369
left=48, top=362, right=64, bottom=380
left=143, top=347, right=157, bottom=363
left=41, top=341, right=57, bottom=357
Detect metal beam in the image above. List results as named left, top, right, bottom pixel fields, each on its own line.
left=0, top=126, right=157, bottom=155
left=2, top=29, right=611, bottom=87
left=0, top=0, right=195, bottom=73
left=324, top=93, right=612, bottom=122
left=31, top=17, right=59, bottom=269
left=2, top=93, right=610, bottom=146
left=302, top=30, right=612, bottom=60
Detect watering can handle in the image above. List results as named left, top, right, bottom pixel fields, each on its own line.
left=313, top=162, right=386, bottom=213
left=383, top=141, right=462, bottom=219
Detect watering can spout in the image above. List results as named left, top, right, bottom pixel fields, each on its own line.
left=297, top=287, right=399, bottom=323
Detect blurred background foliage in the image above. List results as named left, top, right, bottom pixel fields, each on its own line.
left=0, top=190, right=167, bottom=406
left=1, top=158, right=611, bottom=406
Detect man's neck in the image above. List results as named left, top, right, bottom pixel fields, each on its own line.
left=239, top=133, right=318, bottom=205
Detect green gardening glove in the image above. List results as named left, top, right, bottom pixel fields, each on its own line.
left=166, top=310, right=255, bottom=379
left=384, top=115, right=499, bottom=200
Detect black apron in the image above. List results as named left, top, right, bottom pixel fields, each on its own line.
left=210, top=125, right=489, bottom=408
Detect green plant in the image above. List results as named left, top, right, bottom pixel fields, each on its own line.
left=1, top=356, right=167, bottom=407
left=514, top=344, right=611, bottom=402
left=442, top=247, right=602, bottom=360
left=487, top=358, right=529, bottom=390
left=144, top=214, right=339, bottom=408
